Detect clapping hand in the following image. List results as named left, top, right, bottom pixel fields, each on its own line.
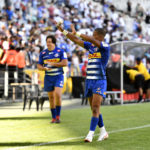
left=70, top=24, right=76, bottom=35
left=54, top=20, right=64, bottom=32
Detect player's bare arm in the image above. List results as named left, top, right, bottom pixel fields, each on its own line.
left=48, top=59, right=68, bottom=67
left=70, top=24, right=101, bottom=48
left=55, top=21, right=84, bottom=48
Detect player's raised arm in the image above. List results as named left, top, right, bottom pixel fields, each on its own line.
left=70, top=24, right=102, bottom=48
left=55, top=21, right=84, bottom=48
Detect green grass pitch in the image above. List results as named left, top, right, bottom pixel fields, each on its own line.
left=0, top=102, right=150, bottom=150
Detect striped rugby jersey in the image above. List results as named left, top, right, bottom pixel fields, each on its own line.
left=84, top=41, right=110, bottom=80
left=38, top=47, right=67, bottom=76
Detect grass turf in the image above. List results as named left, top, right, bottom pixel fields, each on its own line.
left=0, top=102, right=150, bottom=150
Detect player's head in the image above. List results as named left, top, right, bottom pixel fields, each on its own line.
left=93, top=28, right=106, bottom=41
left=46, top=35, right=56, bottom=49
left=136, top=57, right=141, bottom=65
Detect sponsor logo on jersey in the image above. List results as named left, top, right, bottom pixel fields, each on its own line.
left=57, top=50, right=61, bottom=52
left=43, top=56, right=49, bottom=58
left=49, top=52, right=53, bottom=55
left=88, top=52, right=101, bottom=59
left=44, top=58, right=60, bottom=63
left=42, top=52, right=46, bottom=54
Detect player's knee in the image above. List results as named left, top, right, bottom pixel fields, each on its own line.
left=49, top=95, right=55, bottom=101
left=55, top=93, right=61, bottom=99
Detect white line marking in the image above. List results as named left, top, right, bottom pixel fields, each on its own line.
left=5, top=124, right=150, bottom=150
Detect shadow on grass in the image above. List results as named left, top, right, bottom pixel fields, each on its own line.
left=0, top=116, right=49, bottom=120
left=0, top=140, right=96, bottom=147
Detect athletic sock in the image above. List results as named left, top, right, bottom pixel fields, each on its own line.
left=50, top=108, right=56, bottom=119
left=98, top=114, right=104, bottom=128
left=56, top=106, right=61, bottom=119
left=90, top=117, right=99, bottom=131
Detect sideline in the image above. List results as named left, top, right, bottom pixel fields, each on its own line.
left=5, top=124, right=150, bottom=150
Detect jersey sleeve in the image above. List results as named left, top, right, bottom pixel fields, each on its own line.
left=84, top=41, right=95, bottom=54
left=84, top=41, right=92, bottom=50
left=38, top=52, right=44, bottom=65
left=60, top=50, right=67, bottom=60
left=100, top=42, right=109, bottom=49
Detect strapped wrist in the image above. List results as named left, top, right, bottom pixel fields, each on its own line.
left=76, top=32, right=81, bottom=38
left=62, top=30, right=69, bottom=36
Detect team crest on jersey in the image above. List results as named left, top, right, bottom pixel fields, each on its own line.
left=54, top=53, right=59, bottom=57
left=42, top=52, right=46, bottom=54
left=94, top=47, right=98, bottom=52
left=57, top=50, right=60, bottom=52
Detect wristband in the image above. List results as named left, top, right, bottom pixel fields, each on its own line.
left=76, top=32, right=81, bottom=38
left=62, top=30, right=69, bottom=36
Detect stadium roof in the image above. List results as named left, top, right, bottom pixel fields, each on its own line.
left=110, top=41, right=150, bottom=57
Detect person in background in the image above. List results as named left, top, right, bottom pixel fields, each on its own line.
left=16, top=47, right=26, bottom=82
left=135, top=57, right=150, bottom=101
left=124, top=65, right=144, bottom=102
left=81, top=60, right=88, bottom=77
left=0, top=44, right=18, bottom=83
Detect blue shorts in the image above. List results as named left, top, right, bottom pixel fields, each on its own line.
left=85, top=79, right=107, bottom=98
left=44, top=74, right=64, bottom=92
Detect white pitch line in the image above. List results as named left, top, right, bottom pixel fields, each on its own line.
left=5, top=124, right=150, bottom=150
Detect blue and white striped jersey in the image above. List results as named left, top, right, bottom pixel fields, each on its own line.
left=38, top=47, right=67, bottom=76
left=84, top=41, right=110, bottom=80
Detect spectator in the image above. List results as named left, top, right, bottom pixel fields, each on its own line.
left=81, top=60, right=88, bottom=77
left=127, top=0, right=132, bottom=16
left=0, top=44, right=18, bottom=83
left=16, top=47, right=26, bottom=82
left=135, top=57, right=150, bottom=101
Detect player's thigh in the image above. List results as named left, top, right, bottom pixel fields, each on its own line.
left=55, top=87, right=62, bottom=98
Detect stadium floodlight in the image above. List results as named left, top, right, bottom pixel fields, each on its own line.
left=110, top=41, right=150, bottom=105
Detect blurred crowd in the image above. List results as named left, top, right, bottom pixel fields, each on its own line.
left=0, top=0, right=150, bottom=77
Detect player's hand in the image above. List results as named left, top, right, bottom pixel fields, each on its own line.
left=70, top=24, right=76, bottom=35
left=44, top=67, right=51, bottom=71
left=54, top=21, right=63, bottom=32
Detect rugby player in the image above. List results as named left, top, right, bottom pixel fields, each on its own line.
left=37, top=35, right=68, bottom=123
left=55, top=22, right=110, bottom=142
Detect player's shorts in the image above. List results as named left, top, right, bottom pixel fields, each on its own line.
left=144, top=79, right=150, bottom=91
left=44, top=74, right=64, bottom=92
left=85, top=79, right=107, bottom=98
